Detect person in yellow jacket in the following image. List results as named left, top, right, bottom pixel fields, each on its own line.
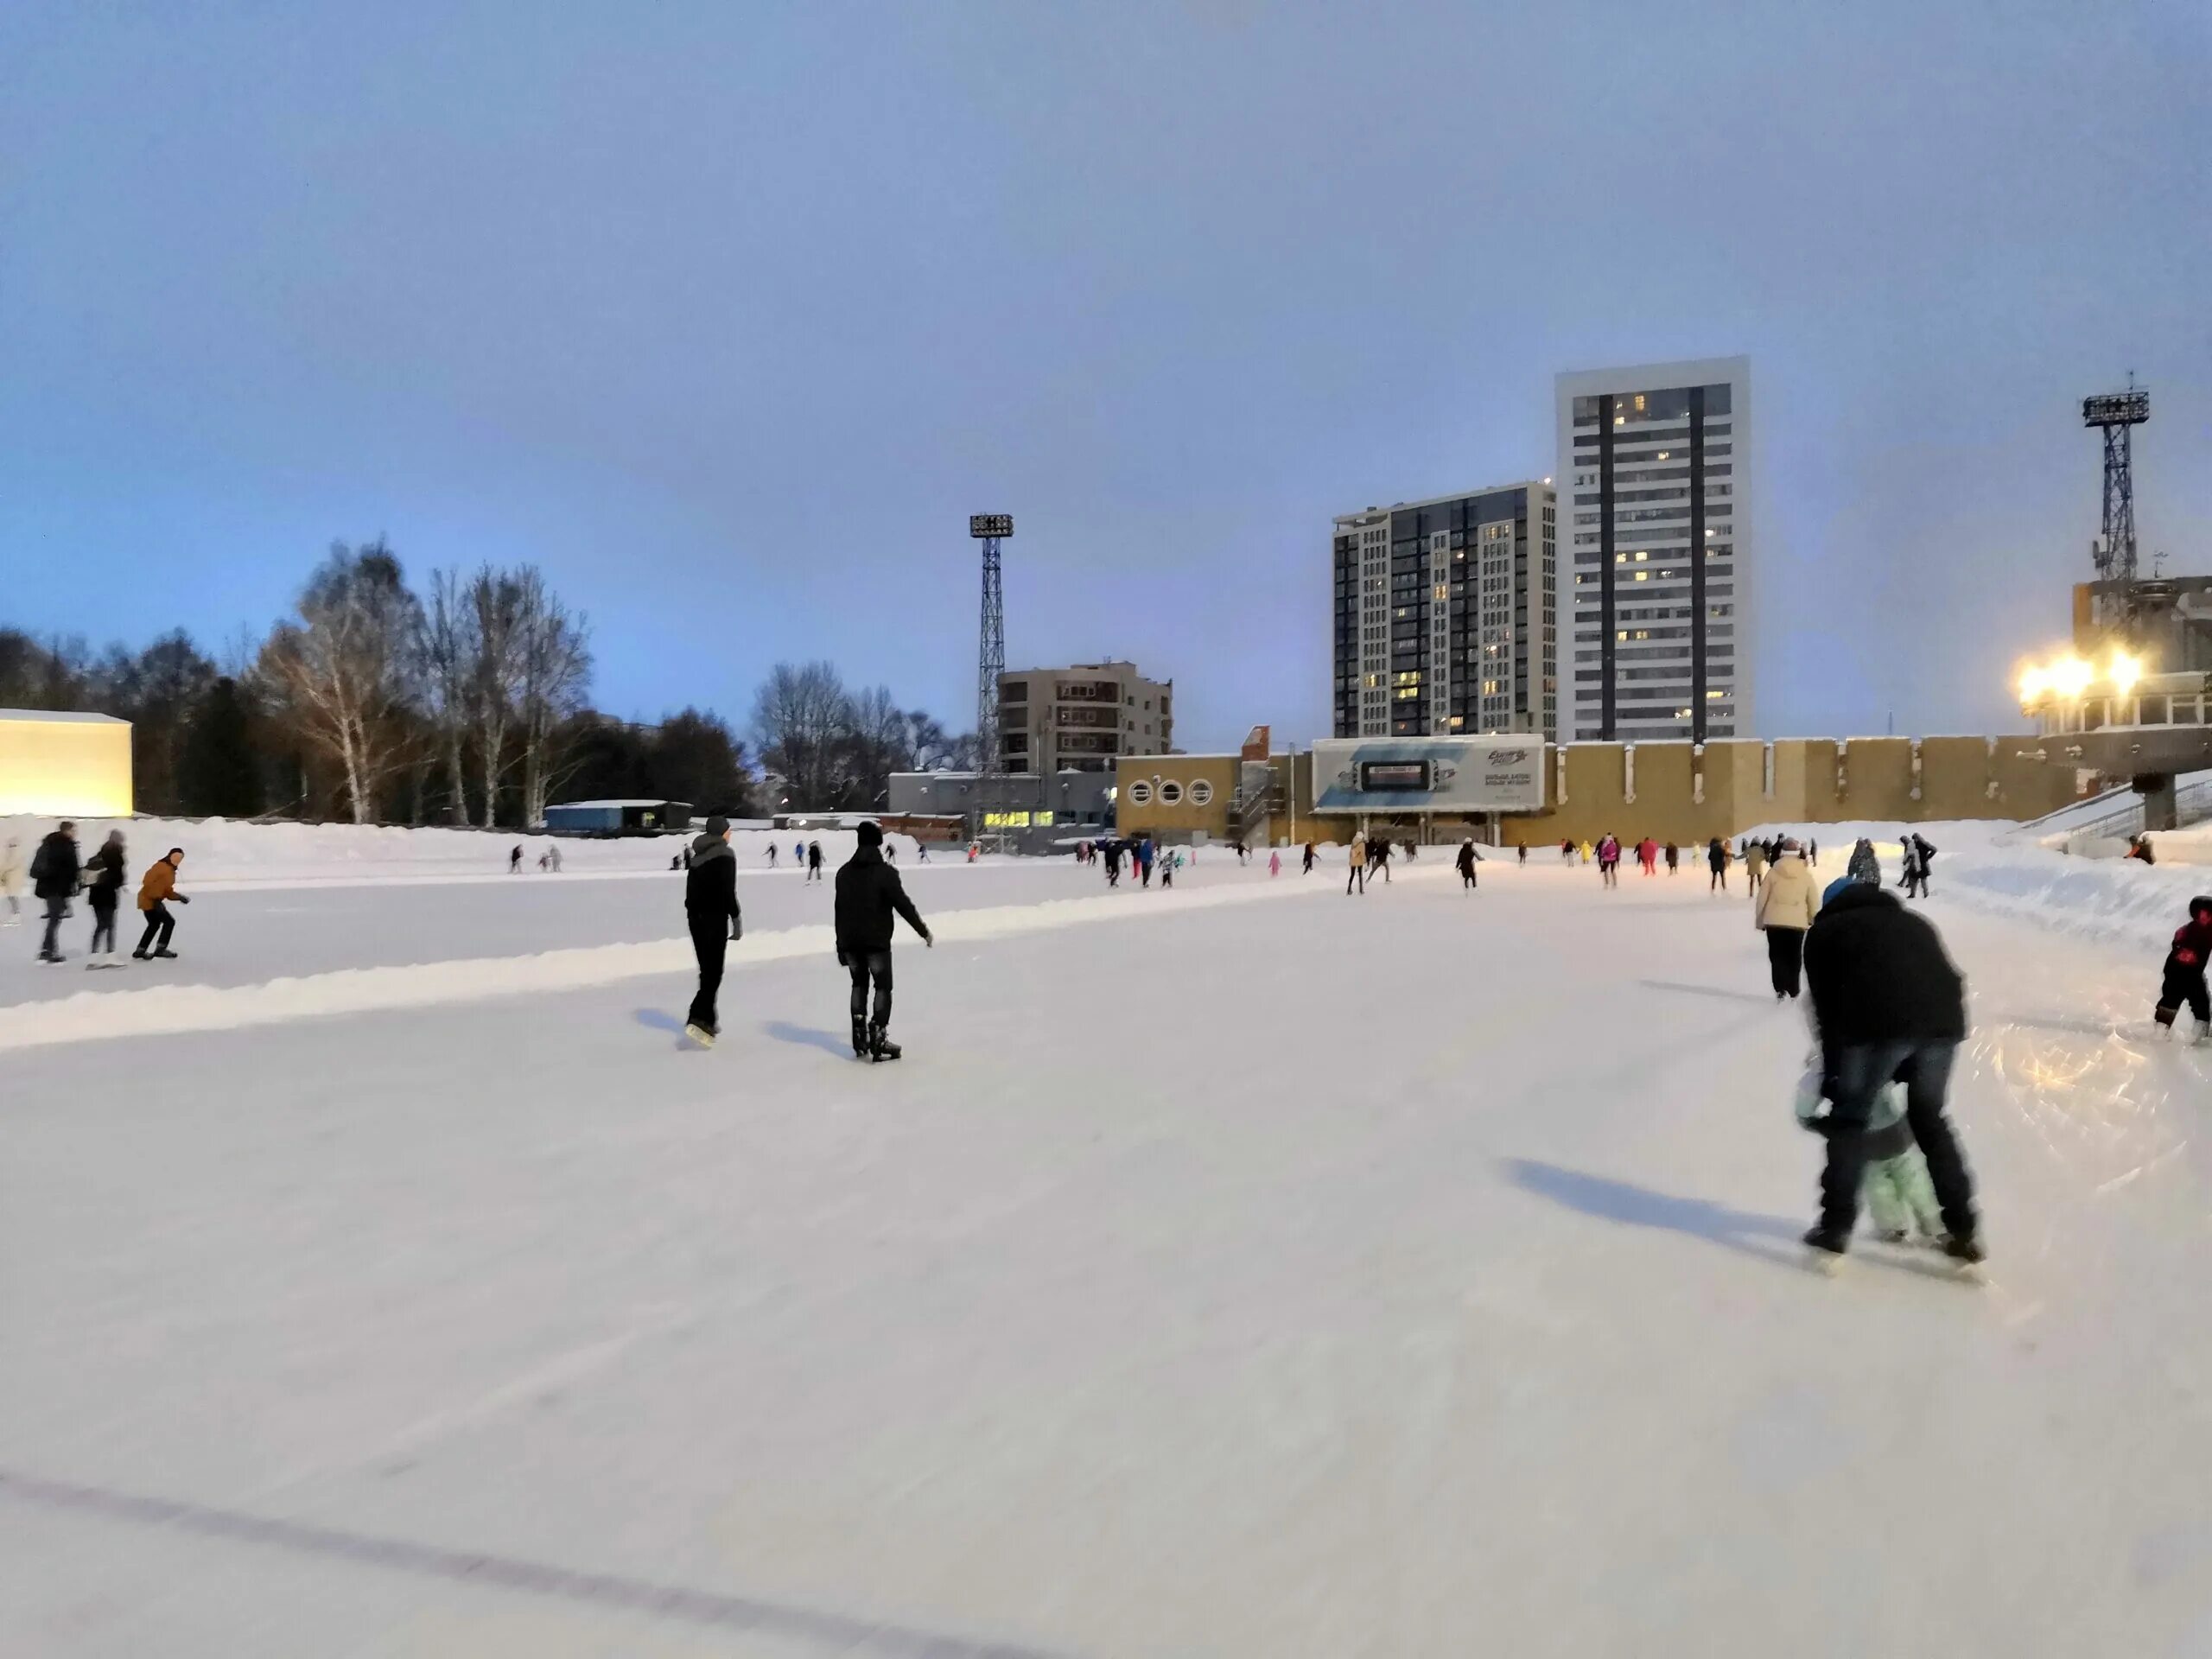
left=1754, top=838, right=1819, bottom=999
left=134, top=848, right=191, bottom=960
left=1345, top=833, right=1369, bottom=895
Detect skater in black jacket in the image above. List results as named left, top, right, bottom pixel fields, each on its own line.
left=1456, top=839, right=1482, bottom=889
left=83, top=830, right=127, bottom=964
left=2153, top=895, right=2212, bottom=1043
left=683, top=817, right=743, bottom=1046
left=836, top=821, right=931, bottom=1060
left=29, top=822, right=81, bottom=963
left=1802, top=882, right=1980, bottom=1265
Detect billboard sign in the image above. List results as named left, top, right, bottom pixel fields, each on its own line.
left=1310, top=737, right=1546, bottom=814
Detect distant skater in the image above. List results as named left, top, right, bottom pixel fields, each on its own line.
left=2152, top=893, right=2212, bottom=1044
left=1302, top=842, right=1316, bottom=874
left=768, top=844, right=779, bottom=868
left=1346, top=835, right=1368, bottom=895
left=0, top=836, right=22, bottom=925
left=509, top=845, right=523, bottom=874
left=1268, top=850, right=1281, bottom=878
left=1707, top=836, right=1728, bottom=892
left=1456, top=839, right=1483, bottom=890
left=807, top=840, right=825, bottom=883
left=31, top=821, right=80, bottom=963
left=1665, top=841, right=1679, bottom=875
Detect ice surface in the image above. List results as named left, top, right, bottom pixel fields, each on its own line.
left=2, top=829, right=2209, bottom=1656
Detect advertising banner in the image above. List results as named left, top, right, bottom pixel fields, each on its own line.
left=1309, top=737, right=1546, bottom=814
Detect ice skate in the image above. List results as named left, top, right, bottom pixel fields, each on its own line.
left=1802, top=1224, right=1847, bottom=1274
left=868, top=1023, right=902, bottom=1063
left=683, top=1021, right=717, bottom=1049
left=851, top=1017, right=869, bottom=1059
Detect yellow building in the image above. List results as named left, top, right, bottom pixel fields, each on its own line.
left=0, top=710, right=134, bottom=817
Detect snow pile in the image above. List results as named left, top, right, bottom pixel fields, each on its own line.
left=0, top=816, right=931, bottom=888
left=1742, top=818, right=2209, bottom=955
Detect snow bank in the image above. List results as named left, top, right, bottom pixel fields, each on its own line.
left=0, top=816, right=933, bottom=888
left=1741, top=818, right=2209, bottom=955
left=0, top=866, right=1382, bottom=1052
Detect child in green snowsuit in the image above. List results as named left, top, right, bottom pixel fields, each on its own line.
left=1796, top=1073, right=1945, bottom=1243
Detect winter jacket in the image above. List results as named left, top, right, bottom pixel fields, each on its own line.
left=1745, top=844, right=1769, bottom=877
left=0, top=842, right=22, bottom=895
left=1349, top=840, right=1367, bottom=868
left=2160, top=900, right=2212, bottom=988
left=683, top=835, right=743, bottom=931
left=1455, top=842, right=1480, bottom=874
left=29, top=830, right=81, bottom=900
left=84, top=842, right=127, bottom=907
left=1706, top=840, right=1726, bottom=871
left=1803, top=884, right=1967, bottom=1053
left=835, top=845, right=929, bottom=954
left=1754, top=853, right=1820, bottom=931
left=1847, top=842, right=1881, bottom=885
left=137, top=856, right=181, bottom=912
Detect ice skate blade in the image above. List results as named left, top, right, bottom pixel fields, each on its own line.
left=683, top=1023, right=716, bottom=1050
left=1805, top=1249, right=1844, bottom=1278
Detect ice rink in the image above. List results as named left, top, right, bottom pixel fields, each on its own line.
left=3, top=840, right=2209, bottom=1656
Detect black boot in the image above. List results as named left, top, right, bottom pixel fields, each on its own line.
left=1802, top=1224, right=1849, bottom=1257
left=851, top=1016, right=868, bottom=1058
left=868, top=1023, right=902, bottom=1062
left=1942, top=1232, right=1986, bottom=1266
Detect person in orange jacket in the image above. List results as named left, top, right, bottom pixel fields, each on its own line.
left=134, top=848, right=191, bottom=959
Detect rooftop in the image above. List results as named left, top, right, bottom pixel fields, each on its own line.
left=0, top=709, right=129, bottom=725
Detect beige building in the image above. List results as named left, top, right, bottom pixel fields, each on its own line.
left=0, top=709, right=134, bottom=817
left=998, top=661, right=1173, bottom=774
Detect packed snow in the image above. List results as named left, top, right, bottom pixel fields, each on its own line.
left=3, top=819, right=2209, bottom=1656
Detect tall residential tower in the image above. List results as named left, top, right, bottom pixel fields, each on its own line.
left=1331, top=480, right=1558, bottom=741
left=1555, top=357, right=1751, bottom=743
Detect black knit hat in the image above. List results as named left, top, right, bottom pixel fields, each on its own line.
left=856, top=820, right=884, bottom=848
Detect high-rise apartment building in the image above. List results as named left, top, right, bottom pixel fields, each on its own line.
left=997, top=661, right=1173, bottom=773
left=1555, top=356, right=1751, bottom=743
left=1331, top=481, right=1558, bottom=741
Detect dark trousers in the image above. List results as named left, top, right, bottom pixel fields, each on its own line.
left=134, top=903, right=175, bottom=955
left=89, top=898, right=118, bottom=955
left=1460, top=868, right=1477, bottom=888
left=1346, top=865, right=1365, bottom=893
left=1710, top=868, right=1726, bottom=890
left=2158, top=965, right=2210, bottom=1026
left=1764, top=926, right=1804, bottom=998
left=1820, top=1040, right=1975, bottom=1240
left=686, top=915, right=728, bottom=1030
left=848, top=950, right=893, bottom=1030
left=40, top=895, right=68, bottom=957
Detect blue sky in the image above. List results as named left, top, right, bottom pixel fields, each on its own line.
left=3, top=1, right=2207, bottom=751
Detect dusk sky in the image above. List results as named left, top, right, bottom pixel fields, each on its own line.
left=3, top=1, right=2206, bottom=753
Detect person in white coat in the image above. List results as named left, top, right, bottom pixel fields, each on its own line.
left=0, top=836, right=22, bottom=925
left=1754, top=839, right=1820, bottom=1000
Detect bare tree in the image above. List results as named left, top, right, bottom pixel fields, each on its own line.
left=751, top=661, right=850, bottom=808
left=420, top=568, right=480, bottom=824
left=467, top=567, right=526, bottom=829
left=261, top=540, right=423, bottom=823
left=513, top=567, right=594, bottom=827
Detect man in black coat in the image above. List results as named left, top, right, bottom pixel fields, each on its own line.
left=682, top=817, right=742, bottom=1046
left=29, top=822, right=81, bottom=963
left=1802, top=882, right=1980, bottom=1262
left=835, top=820, right=931, bottom=1060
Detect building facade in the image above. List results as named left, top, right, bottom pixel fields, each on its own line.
left=997, top=661, right=1172, bottom=774
left=1554, top=356, right=1751, bottom=743
left=1331, top=480, right=1558, bottom=742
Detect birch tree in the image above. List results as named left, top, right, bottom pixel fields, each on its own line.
left=420, top=568, right=480, bottom=824
left=467, top=567, right=525, bottom=829
left=512, top=567, right=593, bottom=827
left=262, top=541, right=423, bottom=823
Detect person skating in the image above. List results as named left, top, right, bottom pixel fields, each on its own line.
left=1801, top=878, right=1980, bottom=1266
left=1744, top=838, right=1768, bottom=896
left=0, top=835, right=23, bottom=925
left=1268, top=849, right=1281, bottom=878
left=1302, top=842, right=1316, bottom=874
left=1794, top=1073, right=1945, bottom=1246
left=83, top=830, right=127, bottom=967
left=1346, top=834, right=1368, bottom=894
left=1456, top=839, right=1483, bottom=890
left=1138, top=837, right=1155, bottom=888
left=548, top=843, right=563, bottom=873
left=1664, top=841, right=1679, bottom=875
left=682, top=817, right=743, bottom=1046
left=1160, top=848, right=1176, bottom=888
left=835, top=821, right=931, bottom=1060
left=2152, top=894, right=2212, bottom=1044
left=509, top=844, right=523, bottom=874
left=1560, top=838, right=1573, bottom=863
left=1903, top=832, right=1937, bottom=898
left=30, top=821, right=82, bottom=963
left=1516, top=843, right=1527, bottom=866
left=1755, top=838, right=1818, bottom=1000
left=1847, top=837, right=1881, bottom=886
left=132, top=847, right=190, bottom=959
left=1104, top=842, right=1122, bottom=887
left=1597, top=833, right=1621, bottom=888
left=806, top=840, right=825, bottom=883
left=1808, top=837, right=1820, bottom=868
left=915, top=842, right=928, bottom=862
left=767, top=843, right=779, bottom=868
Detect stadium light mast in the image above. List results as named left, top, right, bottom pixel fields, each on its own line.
left=2082, top=380, right=2149, bottom=585
left=969, top=515, right=1012, bottom=845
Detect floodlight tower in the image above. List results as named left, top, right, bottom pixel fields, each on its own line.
left=969, top=515, right=1012, bottom=778
left=2083, top=381, right=2149, bottom=583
